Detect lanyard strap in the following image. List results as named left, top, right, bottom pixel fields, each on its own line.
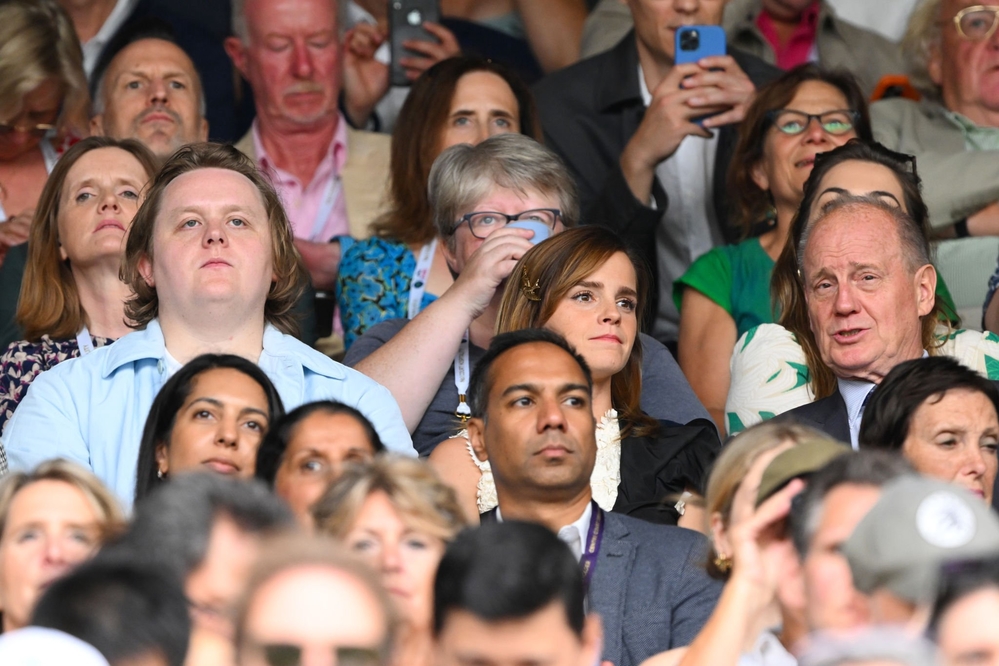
left=580, top=502, right=605, bottom=590
left=76, top=325, right=95, bottom=356
left=407, top=238, right=437, bottom=320
left=454, top=331, right=471, bottom=422
left=308, top=174, right=343, bottom=241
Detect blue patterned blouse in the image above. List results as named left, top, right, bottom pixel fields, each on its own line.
left=336, top=236, right=438, bottom=348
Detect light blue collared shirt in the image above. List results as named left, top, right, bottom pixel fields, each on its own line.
left=837, top=377, right=876, bottom=450
left=1, top=319, right=414, bottom=507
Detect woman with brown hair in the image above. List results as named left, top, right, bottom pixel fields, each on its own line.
left=336, top=55, right=541, bottom=348
left=430, top=226, right=719, bottom=526
left=674, top=65, right=870, bottom=436
left=0, top=0, right=90, bottom=268
left=3, top=142, right=413, bottom=506
left=313, top=455, right=466, bottom=666
left=0, top=136, right=158, bottom=432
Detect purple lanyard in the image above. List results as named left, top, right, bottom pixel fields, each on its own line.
left=580, top=502, right=605, bottom=589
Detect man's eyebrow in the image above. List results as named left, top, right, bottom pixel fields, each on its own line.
left=501, top=383, right=540, bottom=398
left=559, top=382, right=590, bottom=395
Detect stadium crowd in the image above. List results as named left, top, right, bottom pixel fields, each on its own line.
left=3, top=0, right=999, bottom=665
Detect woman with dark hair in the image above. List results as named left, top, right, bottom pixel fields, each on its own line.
left=134, top=353, right=285, bottom=503
left=930, top=557, right=999, bottom=664
left=256, top=400, right=385, bottom=528
left=859, top=356, right=998, bottom=503
left=430, top=226, right=719, bottom=526
left=336, top=55, right=541, bottom=348
left=675, top=65, right=871, bottom=435
left=0, top=136, right=159, bottom=432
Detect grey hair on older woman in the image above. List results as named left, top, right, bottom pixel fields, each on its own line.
left=428, top=133, right=579, bottom=249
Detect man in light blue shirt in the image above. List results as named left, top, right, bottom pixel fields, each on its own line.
left=0, top=143, right=412, bottom=505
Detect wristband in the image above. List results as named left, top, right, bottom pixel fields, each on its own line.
left=955, top=217, right=970, bottom=238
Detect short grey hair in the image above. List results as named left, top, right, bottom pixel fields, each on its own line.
left=789, top=451, right=912, bottom=560
left=902, top=0, right=945, bottom=98
left=231, top=0, right=345, bottom=42
left=797, top=193, right=933, bottom=279
left=91, top=38, right=207, bottom=119
left=428, top=133, right=579, bottom=249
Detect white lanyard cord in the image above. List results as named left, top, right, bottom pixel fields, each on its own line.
left=407, top=238, right=437, bottom=320
left=454, top=331, right=471, bottom=422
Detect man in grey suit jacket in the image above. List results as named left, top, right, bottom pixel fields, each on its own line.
left=467, top=329, right=722, bottom=666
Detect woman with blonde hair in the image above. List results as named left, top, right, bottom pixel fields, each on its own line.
left=313, top=455, right=466, bottom=666
left=0, top=0, right=89, bottom=267
left=0, top=458, right=124, bottom=632
left=0, top=136, right=159, bottom=433
left=643, top=421, right=848, bottom=666
left=430, top=226, right=719, bottom=526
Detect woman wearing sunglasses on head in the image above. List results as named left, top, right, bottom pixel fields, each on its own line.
left=674, top=65, right=872, bottom=437
left=0, top=0, right=89, bottom=270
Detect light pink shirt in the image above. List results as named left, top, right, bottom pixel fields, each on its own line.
left=253, top=115, right=350, bottom=242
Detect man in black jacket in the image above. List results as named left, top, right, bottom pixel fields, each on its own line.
left=534, top=0, right=780, bottom=347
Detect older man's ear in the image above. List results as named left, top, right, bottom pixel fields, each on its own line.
left=914, top=263, right=938, bottom=317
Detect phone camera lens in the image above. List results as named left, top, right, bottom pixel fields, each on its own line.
left=681, top=29, right=700, bottom=51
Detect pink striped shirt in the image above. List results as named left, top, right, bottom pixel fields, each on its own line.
left=253, top=115, right=349, bottom=242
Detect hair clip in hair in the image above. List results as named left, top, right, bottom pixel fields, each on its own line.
left=521, top=267, right=541, bottom=302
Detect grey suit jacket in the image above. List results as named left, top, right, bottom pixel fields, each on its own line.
left=872, top=98, right=999, bottom=228
left=479, top=508, right=721, bottom=666
left=775, top=390, right=851, bottom=444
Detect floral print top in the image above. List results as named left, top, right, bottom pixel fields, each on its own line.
left=0, top=334, right=113, bottom=434
left=335, top=236, right=437, bottom=349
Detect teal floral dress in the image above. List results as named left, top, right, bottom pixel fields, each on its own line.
left=335, top=236, right=437, bottom=348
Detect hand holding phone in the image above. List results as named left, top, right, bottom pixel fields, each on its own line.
left=389, top=0, right=442, bottom=86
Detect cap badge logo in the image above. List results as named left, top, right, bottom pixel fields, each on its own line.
left=916, top=491, right=976, bottom=549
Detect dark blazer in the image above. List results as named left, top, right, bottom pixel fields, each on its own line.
left=482, top=507, right=722, bottom=666
left=533, top=33, right=781, bottom=312
left=776, top=390, right=851, bottom=444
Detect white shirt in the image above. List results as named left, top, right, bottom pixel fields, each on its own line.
left=496, top=502, right=594, bottom=562
left=738, top=630, right=798, bottom=666
left=638, top=65, right=723, bottom=342
left=81, top=0, right=139, bottom=77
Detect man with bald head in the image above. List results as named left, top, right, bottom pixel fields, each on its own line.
left=91, top=36, right=209, bottom=159
left=780, top=194, right=937, bottom=448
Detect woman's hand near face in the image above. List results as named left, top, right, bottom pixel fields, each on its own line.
left=725, top=445, right=804, bottom=600
left=677, top=289, right=737, bottom=437
left=448, top=226, right=535, bottom=319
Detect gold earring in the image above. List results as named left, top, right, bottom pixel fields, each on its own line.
left=521, top=267, right=541, bottom=301
left=713, top=555, right=732, bottom=573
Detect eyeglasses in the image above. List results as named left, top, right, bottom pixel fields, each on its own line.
left=951, top=5, right=999, bottom=40
left=0, top=122, right=55, bottom=139
left=454, top=208, right=561, bottom=239
left=244, top=642, right=381, bottom=666
left=765, top=109, right=859, bottom=136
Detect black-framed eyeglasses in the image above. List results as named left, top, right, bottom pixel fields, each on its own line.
left=0, top=122, right=55, bottom=139
left=949, top=5, right=999, bottom=40
left=764, top=109, right=859, bottom=136
left=454, top=208, right=561, bottom=239
left=243, top=642, right=381, bottom=666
